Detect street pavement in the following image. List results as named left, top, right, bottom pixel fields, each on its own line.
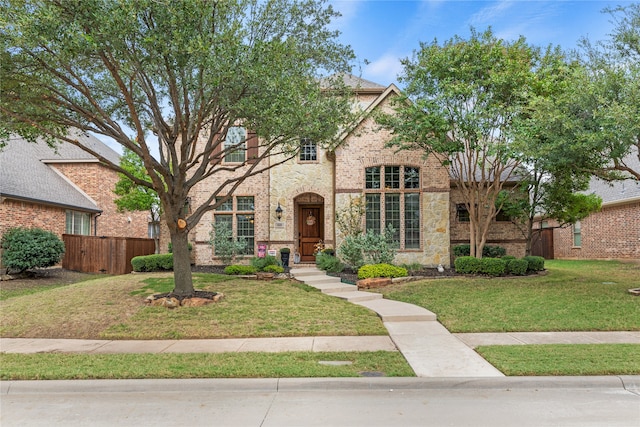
left=1, top=265, right=639, bottom=426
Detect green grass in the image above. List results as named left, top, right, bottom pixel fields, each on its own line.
left=477, top=344, right=640, bottom=376
left=0, top=272, right=387, bottom=339
left=0, top=351, right=414, bottom=380
left=382, top=260, right=640, bottom=333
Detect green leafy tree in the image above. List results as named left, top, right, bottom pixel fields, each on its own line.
left=114, top=148, right=161, bottom=252
left=1, top=0, right=355, bottom=296
left=1, top=228, right=65, bottom=274
left=209, top=221, right=247, bottom=265
left=378, top=28, right=543, bottom=258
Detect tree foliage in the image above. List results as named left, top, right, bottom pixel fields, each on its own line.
left=378, top=28, right=543, bottom=257
left=1, top=0, right=355, bottom=295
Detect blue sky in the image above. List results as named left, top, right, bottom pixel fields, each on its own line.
left=329, top=0, right=632, bottom=86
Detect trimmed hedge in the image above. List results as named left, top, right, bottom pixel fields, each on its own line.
left=263, top=264, right=284, bottom=274
left=0, top=227, right=65, bottom=274
left=224, top=265, right=257, bottom=275
left=479, top=258, right=506, bottom=277
left=454, top=256, right=482, bottom=274
left=524, top=256, right=545, bottom=272
left=453, top=244, right=506, bottom=258
left=131, top=254, right=173, bottom=272
left=357, top=263, right=408, bottom=280
left=506, top=258, right=528, bottom=276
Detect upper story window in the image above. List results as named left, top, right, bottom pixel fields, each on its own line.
left=300, top=138, right=317, bottom=162
left=364, top=166, right=421, bottom=250
left=66, top=210, right=91, bottom=235
left=224, top=126, right=246, bottom=163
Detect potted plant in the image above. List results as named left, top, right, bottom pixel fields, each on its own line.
left=279, top=247, right=291, bottom=268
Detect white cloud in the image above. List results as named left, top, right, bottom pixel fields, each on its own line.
left=468, top=0, right=515, bottom=27
left=365, top=53, right=405, bottom=85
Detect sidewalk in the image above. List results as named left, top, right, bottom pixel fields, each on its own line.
left=2, top=266, right=639, bottom=378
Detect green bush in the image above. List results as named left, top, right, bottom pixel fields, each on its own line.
left=250, top=255, right=280, bottom=271
left=501, top=255, right=516, bottom=262
left=524, top=256, right=545, bottom=272
left=321, top=248, right=335, bottom=257
left=224, top=265, right=257, bottom=275
left=453, top=244, right=471, bottom=257
left=479, top=258, right=506, bottom=277
left=484, top=245, right=507, bottom=258
left=338, top=225, right=397, bottom=269
left=1, top=227, right=65, bottom=274
left=506, top=258, right=528, bottom=276
left=453, top=244, right=506, bottom=258
left=357, top=263, right=408, bottom=280
left=454, top=256, right=482, bottom=274
left=315, top=252, right=344, bottom=273
left=263, top=264, right=284, bottom=274
left=131, top=254, right=173, bottom=272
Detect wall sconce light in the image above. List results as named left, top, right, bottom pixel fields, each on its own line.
left=275, top=203, right=283, bottom=220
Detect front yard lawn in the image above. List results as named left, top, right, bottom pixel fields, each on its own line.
left=381, top=260, right=640, bottom=333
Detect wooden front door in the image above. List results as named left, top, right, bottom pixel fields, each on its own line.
left=299, top=206, right=323, bottom=262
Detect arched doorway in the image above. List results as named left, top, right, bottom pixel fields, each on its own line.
left=295, top=193, right=324, bottom=263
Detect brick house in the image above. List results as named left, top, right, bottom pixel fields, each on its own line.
left=0, top=131, right=149, bottom=242
left=540, top=155, right=640, bottom=260
left=180, top=75, right=525, bottom=267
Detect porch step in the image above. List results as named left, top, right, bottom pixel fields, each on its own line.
left=354, top=299, right=437, bottom=322
left=326, top=290, right=383, bottom=303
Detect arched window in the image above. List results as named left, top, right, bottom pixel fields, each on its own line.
left=364, top=166, right=421, bottom=249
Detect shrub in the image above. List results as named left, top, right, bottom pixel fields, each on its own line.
left=250, top=255, right=280, bottom=271
left=321, top=248, right=335, bottom=257
left=506, top=258, right=528, bottom=276
left=501, top=255, right=516, bottom=262
left=209, top=221, right=246, bottom=264
left=1, top=227, right=65, bottom=274
left=454, top=256, right=482, bottom=274
left=524, top=256, right=545, bottom=272
left=453, top=244, right=471, bottom=257
left=131, top=254, right=173, bottom=272
left=224, top=265, right=257, bottom=275
left=263, top=264, right=284, bottom=274
left=357, top=263, right=408, bottom=279
left=338, top=225, right=397, bottom=269
left=479, top=258, right=506, bottom=277
left=316, top=252, right=344, bottom=273
left=453, top=244, right=506, bottom=258
left=484, top=245, right=507, bottom=258
left=279, top=247, right=290, bottom=254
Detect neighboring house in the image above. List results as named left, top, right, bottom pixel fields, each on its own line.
left=178, top=75, right=525, bottom=267
left=543, top=156, right=640, bottom=260
left=0, top=131, right=149, bottom=241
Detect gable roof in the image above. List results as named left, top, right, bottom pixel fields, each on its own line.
left=0, top=132, right=120, bottom=212
left=588, top=151, right=640, bottom=205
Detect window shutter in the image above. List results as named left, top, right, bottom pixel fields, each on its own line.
left=246, top=130, right=258, bottom=164
left=210, top=133, right=223, bottom=164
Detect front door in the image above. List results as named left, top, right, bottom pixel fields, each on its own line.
left=299, top=206, right=323, bottom=262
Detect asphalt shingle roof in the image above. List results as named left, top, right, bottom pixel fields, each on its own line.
left=0, top=132, right=120, bottom=212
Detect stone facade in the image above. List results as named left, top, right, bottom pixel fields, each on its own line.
left=182, top=79, right=526, bottom=267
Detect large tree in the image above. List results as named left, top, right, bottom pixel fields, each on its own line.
left=1, top=0, right=355, bottom=296
left=541, top=4, right=640, bottom=181
left=378, top=28, right=544, bottom=258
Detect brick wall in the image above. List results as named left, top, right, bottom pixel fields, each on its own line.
left=449, top=188, right=526, bottom=258
left=553, top=201, right=640, bottom=259
left=0, top=199, right=66, bottom=238
left=52, top=163, right=148, bottom=238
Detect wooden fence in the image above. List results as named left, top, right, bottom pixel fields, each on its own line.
left=62, top=235, right=156, bottom=275
left=531, top=228, right=554, bottom=260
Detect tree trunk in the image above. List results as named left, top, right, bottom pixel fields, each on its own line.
left=170, top=229, right=194, bottom=297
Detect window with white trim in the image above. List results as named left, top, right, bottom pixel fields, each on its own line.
left=572, top=221, right=582, bottom=247
left=214, top=196, right=255, bottom=255
left=364, top=166, right=421, bottom=249
left=300, top=138, right=317, bottom=162
left=224, top=126, right=246, bottom=163
left=65, top=210, right=91, bottom=235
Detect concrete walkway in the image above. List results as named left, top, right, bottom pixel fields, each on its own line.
left=2, top=265, right=639, bottom=378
